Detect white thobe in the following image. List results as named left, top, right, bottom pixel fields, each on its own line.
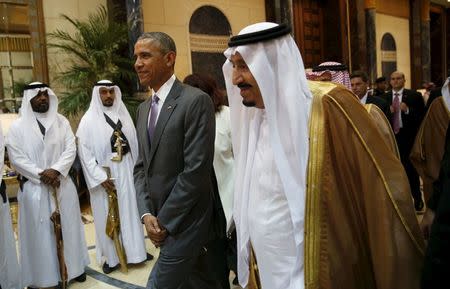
left=247, top=113, right=303, bottom=289
left=213, top=106, right=234, bottom=228
left=77, top=122, right=146, bottom=266
left=6, top=115, right=89, bottom=288
left=0, top=200, right=21, bottom=289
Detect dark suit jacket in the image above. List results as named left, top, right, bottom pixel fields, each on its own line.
left=134, top=79, right=216, bottom=257
left=422, top=122, right=450, bottom=287
left=381, top=89, right=425, bottom=154
left=366, top=93, right=390, bottom=119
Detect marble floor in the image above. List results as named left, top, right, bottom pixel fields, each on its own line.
left=8, top=196, right=242, bottom=289
left=8, top=186, right=425, bottom=289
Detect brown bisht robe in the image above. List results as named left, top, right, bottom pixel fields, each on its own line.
left=364, top=104, right=400, bottom=158
left=410, top=96, right=450, bottom=202
left=305, top=81, right=425, bottom=289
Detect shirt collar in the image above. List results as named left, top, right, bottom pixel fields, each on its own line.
left=153, top=74, right=176, bottom=104
left=392, top=88, right=404, bottom=95
left=360, top=91, right=369, bottom=104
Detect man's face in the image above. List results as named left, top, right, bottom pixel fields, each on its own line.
left=350, top=77, right=368, bottom=99
left=390, top=72, right=405, bottom=90
left=230, top=52, right=264, bottom=109
left=376, top=81, right=387, bottom=91
left=30, top=90, right=50, bottom=113
left=134, top=39, right=175, bottom=92
left=99, top=87, right=115, bottom=107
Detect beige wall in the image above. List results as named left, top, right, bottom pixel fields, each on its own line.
left=43, top=0, right=106, bottom=92
left=141, top=0, right=266, bottom=81
left=376, top=13, right=411, bottom=88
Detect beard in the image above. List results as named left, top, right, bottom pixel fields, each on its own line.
left=242, top=99, right=256, bottom=107
left=102, top=100, right=114, bottom=107
left=32, top=102, right=49, bottom=113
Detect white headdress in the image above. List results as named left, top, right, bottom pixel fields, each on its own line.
left=223, top=22, right=312, bottom=286
left=76, top=80, right=138, bottom=165
left=20, top=81, right=58, bottom=131
left=306, top=61, right=352, bottom=89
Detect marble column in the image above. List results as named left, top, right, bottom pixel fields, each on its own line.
left=365, top=0, right=377, bottom=84
left=421, top=0, right=431, bottom=83
left=126, top=0, right=143, bottom=58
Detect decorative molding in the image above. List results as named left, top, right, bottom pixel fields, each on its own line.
left=189, top=33, right=229, bottom=53
left=0, top=35, right=31, bottom=52
left=381, top=50, right=397, bottom=62
left=365, top=0, right=376, bottom=9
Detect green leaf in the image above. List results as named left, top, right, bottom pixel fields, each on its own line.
left=47, top=5, right=142, bottom=117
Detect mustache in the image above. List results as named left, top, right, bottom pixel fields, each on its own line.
left=237, top=83, right=252, bottom=89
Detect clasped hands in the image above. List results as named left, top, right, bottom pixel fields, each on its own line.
left=390, top=102, right=408, bottom=113
left=39, top=168, right=61, bottom=189
left=143, top=214, right=167, bottom=248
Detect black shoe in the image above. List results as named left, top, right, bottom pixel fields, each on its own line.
left=415, top=198, right=424, bottom=211
left=232, top=276, right=239, bottom=285
left=74, top=272, right=87, bottom=282
left=146, top=252, right=154, bottom=261
left=102, top=263, right=118, bottom=274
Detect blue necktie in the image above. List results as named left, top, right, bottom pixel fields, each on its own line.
left=148, top=95, right=159, bottom=142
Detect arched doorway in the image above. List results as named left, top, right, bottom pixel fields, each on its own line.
left=189, top=6, right=231, bottom=89
left=381, top=33, right=397, bottom=79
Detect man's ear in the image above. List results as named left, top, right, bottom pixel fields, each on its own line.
left=165, top=51, right=176, bottom=67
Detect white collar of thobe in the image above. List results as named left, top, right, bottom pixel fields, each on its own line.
left=360, top=91, right=369, bottom=104
left=34, top=111, right=50, bottom=129
left=152, top=74, right=176, bottom=106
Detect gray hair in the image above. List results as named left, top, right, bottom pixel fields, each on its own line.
left=137, top=32, right=176, bottom=54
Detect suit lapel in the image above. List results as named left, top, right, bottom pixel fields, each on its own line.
left=386, top=91, right=393, bottom=105
left=140, top=98, right=152, bottom=160
left=148, top=80, right=182, bottom=164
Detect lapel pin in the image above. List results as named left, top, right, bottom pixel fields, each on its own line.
left=167, top=105, right=173, bottom=110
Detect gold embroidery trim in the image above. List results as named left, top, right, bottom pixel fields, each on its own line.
left=328, top=95, right=424, bottom=255
left=417, top=97, right=449, bottom=160
left=305, top=81, right=330, bottom=288
left=364, top=104, right=400, bottom=158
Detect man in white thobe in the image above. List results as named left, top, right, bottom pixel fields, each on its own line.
left=0, top=122, right=22, bottom=289
left=6, top=82, right=89, bottom=288
left=223, top=23, right=310, bottom=289
left=76, top=80, right=148, bottom=274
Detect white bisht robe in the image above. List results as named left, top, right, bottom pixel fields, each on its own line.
left=6, top=84, right=89, bottom=288
left=76, top=81, right=146, bottom=267
left=0, top=123, right=22, bottom=289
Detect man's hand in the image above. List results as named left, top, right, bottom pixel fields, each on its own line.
left=400, top=102, right=409, bottom=112
left=39, top=169, right=61, bottom=188
left=143, top=214, right=168, bottom=247
left=420, top=209, right=435, bottom=241
left=101, top=179, right=115, bottom=192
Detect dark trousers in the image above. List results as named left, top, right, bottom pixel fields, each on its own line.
left=396, top=131, right=421, bottom=202
left=421, top=225, right=450, bottom=289
left=147, top=244, right=226, bottom=289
